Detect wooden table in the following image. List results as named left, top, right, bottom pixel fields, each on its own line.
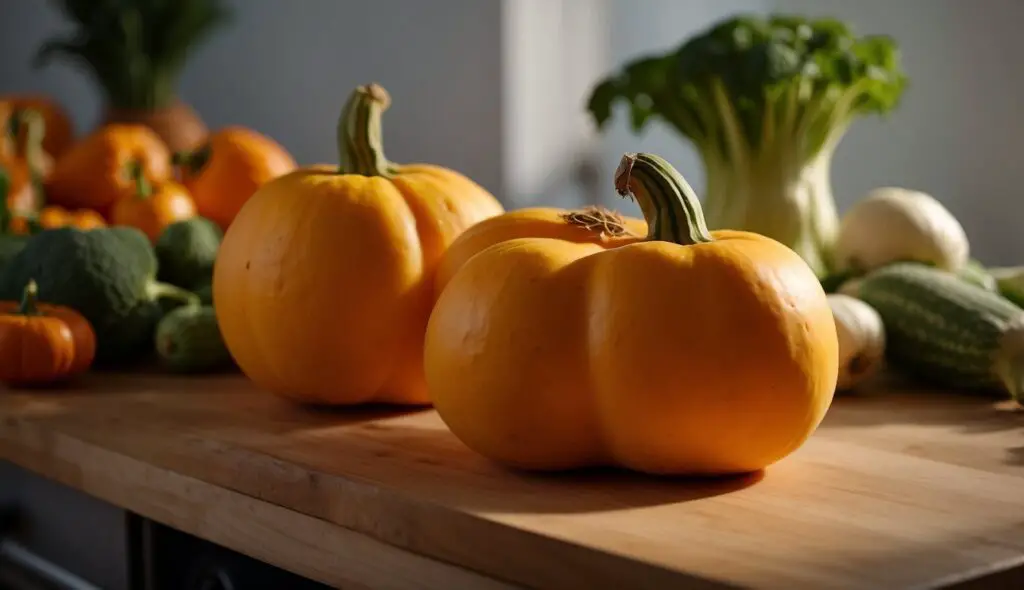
left=1, top=373, right=1022, bottom=590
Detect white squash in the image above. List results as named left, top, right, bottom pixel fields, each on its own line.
left=834, top=187, right=969, bottom=274
left=828, top=294, right=886, bottom=391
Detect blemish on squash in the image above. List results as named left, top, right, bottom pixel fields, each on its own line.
left=562, top=206, right=638, bottom=238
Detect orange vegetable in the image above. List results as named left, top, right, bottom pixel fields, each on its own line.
left=46, top=124, right=170, bottom=218
left=0, top=108, right=50, bottom=216
left=0, top=279, right=96, bottom=386
left=0, top=95, right=74, bottom=158
left=214, top=83, right=504, bottom=406
left=424, top=153, right=839, bottom=475
left=175, top=127, right=297, bottom=231
left=435, top=206, right=647, bottom=297
left=111, top=165, right=196, bottom=242
left=8, top=206, right=106, bottom=235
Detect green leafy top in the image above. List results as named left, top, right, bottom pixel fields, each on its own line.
left=36, top=0, right=232, bottom=110
left=587, top=14, right=908, bottom=164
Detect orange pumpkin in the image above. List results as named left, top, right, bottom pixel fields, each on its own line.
left=214, top=83, right=505, bottom=406
left=0, top=95, right=74, bottom=158
left=8, top=206, right=106, bottom=235
left=0, top=279, right=97, bottom=386
left=175, top=127, right=297, bottom=231
left=435, top=206, right=647, bottom=297
left=0, top=108, right=50, bottom=216
left=111, top=167, right=196, bottom=242
left=46, top=124, right=171, bottom=218
left=424, top=153, right=839, bottom=475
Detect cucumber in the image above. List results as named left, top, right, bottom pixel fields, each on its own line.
left=853, top=262, right=1024, bottom=400
left=155, top=305, right=233, bottom=373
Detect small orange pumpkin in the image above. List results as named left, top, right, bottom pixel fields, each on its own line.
left=0, top=108, right=50, bottom=216
left=175, top=127, right=297, bottom=232
left=214, top=83, right=505, bottom=406
left=0, top=279, right=97, bottom=386
left=0, top=95, right=74, bottom=159
left=111, top=166, right=196, bottom=242
left=46, top=124, right=171, bottom=218
left=435, top=206, right=647, bottom=297
left=424, top=153, right=839, bottom=475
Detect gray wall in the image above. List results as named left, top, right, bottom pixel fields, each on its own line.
left=0, top=0, right=505, bottom=196
left=2, top=0, right=1022, bottom=262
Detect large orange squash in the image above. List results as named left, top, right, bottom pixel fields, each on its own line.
left=214, top=84, right=505, bottom=405
left=425, top=152, right=839, bottom=475
left=175, top=127, right=297, bottom=232
left=436, top=206, right=647, bottom=297
left=46, top=124, right=171, bottom=218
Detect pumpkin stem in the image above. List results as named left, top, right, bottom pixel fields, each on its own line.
left=172, top=144, right=211, bottom=178
left=614, top=152, right=714, bottom=246
left=17, top=279, right=41, bottom=316
left=337, top=83, right=396, bottom=177
left=127, top=161, right=153, bottom=199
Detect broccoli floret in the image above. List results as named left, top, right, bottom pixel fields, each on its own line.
left=588, top=14, right=907, bottom=276
left=0, top=227, right=199, bottom=365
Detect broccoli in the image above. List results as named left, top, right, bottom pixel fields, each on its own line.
left=587, top=14, right=907, bottom=277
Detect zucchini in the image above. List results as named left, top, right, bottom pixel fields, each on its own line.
left=853, top=262, right=1024, bottom=400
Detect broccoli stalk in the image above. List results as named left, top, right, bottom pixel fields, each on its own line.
left=587, top=15, right=907, bottom=277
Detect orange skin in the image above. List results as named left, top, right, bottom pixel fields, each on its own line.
left=0, top=95, right=75, bottom=158
left=1, top=159, right=40, bottom=216
left=177, top=126, right=297, bottom=232
left=45, top=124, right=171, bottom=218
left=214, top=84, right=504, bottom=406
left=0, top=281, right=97, bottom=386
left=9, top=206, right=107, bottom=235
left=435, top=206, right=648, bottom=297
left=424, top=153, right=839, bottom=476
left=111, top=180, right=197, bottom=242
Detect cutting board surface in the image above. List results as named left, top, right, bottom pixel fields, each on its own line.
left=1, top=373, right=1022, bottom=590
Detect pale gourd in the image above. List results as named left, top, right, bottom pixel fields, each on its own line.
left=828, top=294, right=886, bottom=391
left=834, top=187, right=969, bottom=274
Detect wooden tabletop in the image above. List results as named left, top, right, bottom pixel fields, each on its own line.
left=1, top=373, right=1022, bottom=590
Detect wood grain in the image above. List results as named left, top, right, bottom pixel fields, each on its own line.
left=1, top=373, right=1022, bottom=590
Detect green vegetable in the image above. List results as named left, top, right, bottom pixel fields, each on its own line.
left=988, top=267, right=1024, bottom=309
left=35, top=0, right=231, bottom=111
left=957, top=258, right=997, bottom=292
left=587, top=14, right=908, bottom=277
left=853, top=262, right=1024, bottom=401
left=0, top=227, right=200, bottom=365
left=155, top=217, right=222, bottom=289
left=155, top=305, right=233, bottom=373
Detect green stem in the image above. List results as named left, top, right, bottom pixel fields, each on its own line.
left=127, top=161, right=152, bottom=199
left=146, top=280, right=200, bottom=308
left=337, top=83, right=396, bottom=177
left=17, top=279, right=41, bottom=316
left=172, top=144, right=212, bottom=177
left=614, top=152, right=714, bottom=245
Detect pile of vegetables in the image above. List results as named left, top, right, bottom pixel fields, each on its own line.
left=0, top=92, right=293, bottom=381
left=1, top=7, right=1020, bottom=479
left=587, top=14, right=907, bottom=278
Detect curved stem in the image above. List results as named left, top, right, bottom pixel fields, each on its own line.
left=17, top=279, right=40, bottom=316
left=337, top=83, right=396, bottom=177
left=127, top=161, right=152, bottom=199
left=614, top=152, right=713, bottom=245
left=146, top=280, right=200, bottom=308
